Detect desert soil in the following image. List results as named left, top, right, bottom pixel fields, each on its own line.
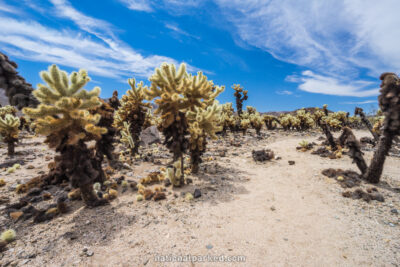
left=0, top=129, right=399, bottom=267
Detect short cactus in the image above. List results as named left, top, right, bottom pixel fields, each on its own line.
left=0, top=114, right=20, bottom=155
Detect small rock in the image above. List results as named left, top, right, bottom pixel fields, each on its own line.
left=206, top=244, right=213, bottom=250
left=186, top=178, right=193, bottom=184
left=193, top=189, right=201, bottom=198
left=270, top=206, right=276, bottom=211
left=391, top=209, right=398, bottom=214
left=26, top=165, right=35, bottom=169
left=288, top=160, right=295, bottom=165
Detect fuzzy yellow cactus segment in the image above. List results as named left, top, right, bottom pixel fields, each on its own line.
left=22, top=64, right=106, bottom=147
left=0, top=114, right=20, bottom=139
left=187, top=101, right=222, bottom=144
left=165, top=160, right=183, bottom=187
left=144, top=63, right=190, bottom=124
left=120, top=121, right=135, bottom=151
left=263, top=114, right=279, bottom=130
left=312, top=108, right=325, bottom=126
left=0, top=105, right=17, bottom=118
left=1, top=229, right=16, bottom=243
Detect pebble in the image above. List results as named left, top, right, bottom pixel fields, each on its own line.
left=206, top=244, right=213, bottom=250
left=390, top=209, right=398, bottom=214
left=194, top=189, right=201, bottom=198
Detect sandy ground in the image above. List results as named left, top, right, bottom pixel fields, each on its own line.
left=0, top=129, right=399, bottom=267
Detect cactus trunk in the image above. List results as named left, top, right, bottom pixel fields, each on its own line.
left=7, top=141, right=15, bottom=156
left=355, top=107, right=379, bottom=142
left=363, top=130, right=393, bottom=183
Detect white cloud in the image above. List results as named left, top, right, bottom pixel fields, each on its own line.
left=213, top=0, right=400, bottom=96
left=165, top=23, right=200, bottom=40
left=118, top=0, right=153, bottom=12
left=288, top=70, right=378, bottom=97
left=0, top=1, right=190, bottom=80
left=0, top=0, right=20, bottom=14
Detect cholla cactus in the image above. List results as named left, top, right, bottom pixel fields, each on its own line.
left=363, top=73, right=400, bottom=183
left=23, top=65, right=107, bottom=207
left=144, top=63, right=223, bottom=186
left=114, top=78, right=152, bottom=155
left=279, top=114, right=293, bottom=130
left=233, top=84, right=248, bottom=116
left=355, top=107, right=379, bottom=141
left=120, top=121, right=135, bottom=151
left=246, top=106, right=257, bottom=115
left=295, top=109, right=314, bottom=130
left=187, top=101, right=222, bottom=173
left=219, top=103, right=235, bottom=135
left=240, top=118, right=251, bottom=135
left=249, top=112, right=264, bottom=135
left=0, top=105, right=17, bottom=118
left=312, top=108, right=325, bottom=127
left=165, top=160, right=183, bottom=187
left=0, top=114, right=20, bottom=155
left=263, top=114, right=279, bottom=130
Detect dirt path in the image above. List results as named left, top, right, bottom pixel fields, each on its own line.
left=1, top=131, right=399, bottom=266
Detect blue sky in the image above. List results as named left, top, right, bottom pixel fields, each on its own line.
left=1, top=0, right=399, bottom=113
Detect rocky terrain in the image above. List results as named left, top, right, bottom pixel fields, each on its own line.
left=0, top=129, right=399, bottom=266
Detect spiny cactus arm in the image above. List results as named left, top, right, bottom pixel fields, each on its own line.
left=0, top=114, right=20, bottom=131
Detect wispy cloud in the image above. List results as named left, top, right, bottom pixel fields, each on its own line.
left=0, top=1, right=188, bottom=80
left=276, top=90, right=293, bottom=95
left=213, top=0, right=400, bottom=97
left=341, top=100, right=377, bottom=105
left=117, top=0, right=153, bottom=12
left=165, top=23, right=200, bottom=40
left=0, top=0, right=20, bottom=14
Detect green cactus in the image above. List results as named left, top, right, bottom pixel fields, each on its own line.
left=0, top=114, right=20, bottom=156
left=249, top=112, right=264, bottom=135
left=23, top=65, right=108, bottom=207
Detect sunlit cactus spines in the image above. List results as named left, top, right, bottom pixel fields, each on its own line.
left=295, top=109, right=314, bottom=130
left=114, top=78, right=152, bottom=155
left=233, top=84, right=248, bottom=116
left=0, top=114, right=20, bottom=156
left=187, top=101, right=222, bottom=173
left=22, top=64, right=108, bottom=207
left=0, top=105, right=17, bottom=119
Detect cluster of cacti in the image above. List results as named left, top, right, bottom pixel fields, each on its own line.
left=249, top=112, right=264, bottom=135
left=114, top=78, right=152, bottom=155
left=187, top=101, right=222, bottom=172
left=279, top=114, right=299, bottom=130
left=295, top=109, right=314, bottom=130
left=23, top=65, right=108, bottom=207
left=321, top=111, right=348, bottom=131
left=0, top=113, right=20, bottom=155
left=0, top=53, right=38, bottom=109
left=263, top=114, right=279, bottom=130
left=233, top=84, right=248, bottom=116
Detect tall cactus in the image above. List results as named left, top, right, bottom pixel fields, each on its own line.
left=23, top=65, right=107, bottom=207
left=233, top=84, right=248, bottom=116
left=0, top=114, right=20, bottom=156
